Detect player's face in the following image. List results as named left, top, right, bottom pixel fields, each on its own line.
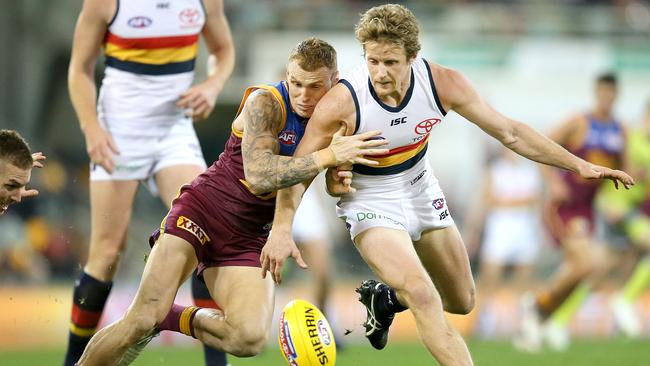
left=595, top=82, right=617, bottom=113
left=286, top=61, right=337, bottom=119
left=0, top=161, right=30, bottom=215
left=364, top=41, right=415, bottom=99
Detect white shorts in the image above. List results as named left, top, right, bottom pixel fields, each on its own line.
left=481, top=210, right=540, bottom=265
left=293, top=183, right=329, bottom=243
left=336, top=157, right=454, bottom=241
left=90, top=118, right=206, bottom=191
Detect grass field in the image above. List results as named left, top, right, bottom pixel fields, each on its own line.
left=2, top=339, right=649, bottom=366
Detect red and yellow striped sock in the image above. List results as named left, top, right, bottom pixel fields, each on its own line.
left=159, top=303, right=200, bottom=338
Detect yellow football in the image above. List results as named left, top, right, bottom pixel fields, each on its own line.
left=278, top=299, right=336, bottom=366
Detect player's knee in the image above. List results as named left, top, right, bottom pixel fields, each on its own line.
left=444, top=286, right=475, bottom=315
left=86, top=241, right=124, bottom=276
left=230, top=325, right=267, bottom=357
left=399, top=278, right=439, bottom=310
left=123, top=314, right=157, bottom=343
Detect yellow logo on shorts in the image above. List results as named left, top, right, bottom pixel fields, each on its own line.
left=176, top=216, right=210, bottom=245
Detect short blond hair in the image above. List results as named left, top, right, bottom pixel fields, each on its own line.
left=355, top=4, right=421, bottom=59
left=288, top=37, right=337, bottom=72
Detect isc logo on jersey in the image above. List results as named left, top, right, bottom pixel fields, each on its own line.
left=278, top=299, right=336, bottom=366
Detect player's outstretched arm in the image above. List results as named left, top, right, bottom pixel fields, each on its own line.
left=241, top=88, right=388, bottom=195
left=260, top=184, right=309, bottom=284
left=435, top=64, right=634, bottom=189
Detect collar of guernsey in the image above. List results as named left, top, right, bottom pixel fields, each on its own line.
left=232, top=81, right=308, bottom=199
left=103, top=0, right=206, bottom=75
left=339, top=58, right=447, bottom=175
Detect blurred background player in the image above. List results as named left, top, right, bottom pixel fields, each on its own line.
left=0, top=130, right=46, bottom=216
left=595, top=100, right=650, bottom=338
left=518, top=73, right=626, bottom=352
left=292, top=182, right=334, bottom=318
left=290, top=176, right=349, bottom=348
left=64, top=0, right=234, bottom=365
left=465, top=146, right=542, bottom=338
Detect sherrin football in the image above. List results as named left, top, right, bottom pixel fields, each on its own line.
left=278, top=299, right=336, bottom=366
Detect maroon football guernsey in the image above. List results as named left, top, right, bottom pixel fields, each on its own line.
left=150, top=82, right=308, bottom=272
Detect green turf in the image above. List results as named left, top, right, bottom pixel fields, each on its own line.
left=2, top=339, right=649, bottom=365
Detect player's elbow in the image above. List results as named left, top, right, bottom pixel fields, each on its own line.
left=243, top=171, right=272, bottom=196
left=498, top=120, right=522, bottom=148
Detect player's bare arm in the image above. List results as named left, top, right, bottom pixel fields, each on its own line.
left=241, top=87, right=388, bottom=195
left=68, top=0, right=120, bottom=173
left=240, top=89, right=320, bottom=195
left=431, top=62, right=634, bottom=189
left=177, top=0, right=235, bottom=121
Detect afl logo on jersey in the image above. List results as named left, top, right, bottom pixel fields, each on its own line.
left=127, top=16, right=153, bottom=28
left=279, top=131, right=298, bottom=146
left=179, top=8, right=201, bottom=27
left=415, top=118, right=441, bottom=135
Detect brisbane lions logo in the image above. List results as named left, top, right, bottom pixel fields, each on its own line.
left=278, top=131, right=298, bottom=146
left=415, top=118, right=441, bottom=135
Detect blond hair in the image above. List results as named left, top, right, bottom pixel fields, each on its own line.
left=355, top=4, right=421, bottom=59
left=288, top=37, right=337, bottom=72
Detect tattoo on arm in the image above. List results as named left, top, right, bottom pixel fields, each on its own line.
left=241, top=90, right=321, bottom=194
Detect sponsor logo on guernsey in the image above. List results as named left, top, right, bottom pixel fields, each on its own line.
left=439, top=209, right=449, bottom=221
left=278, top=131, right=298, bottom=145
left=410, top=169, right=427, bottom=185
left=390, top=116, right=407, bottom=126
left=179, top=8, right=201, bottom=27
left=415, top=118, right=441, bottom=135
left=278, top=313, right=299, bottom=366
left=176, top=215, right=210, bottom=245
left=128, top=16, right=153, bottom=28
left=305, top=307, right=329, bottom=365
left=356, top=212, right=403, bottom=227
left=432, top=198, right=445, bottom=210
left=156, top=2, right=170, bottom=9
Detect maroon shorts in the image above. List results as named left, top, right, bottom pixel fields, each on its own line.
left=545, top=203, right=595, bottom=247
left=149, top=186, right=269, bottom=278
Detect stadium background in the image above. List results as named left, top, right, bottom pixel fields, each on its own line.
left=1, top=0, right=650, bottom=364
